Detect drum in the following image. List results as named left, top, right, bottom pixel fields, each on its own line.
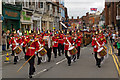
left=97, top=47, right=107, bottom=57
left=14, top=47, right=22, bottom=54
left=38, top=47, right=47, bottom=56
left=68, top=46, right=78, bottom=55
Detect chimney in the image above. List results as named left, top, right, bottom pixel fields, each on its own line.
left=72, top=16, right=73, bottom=19
left=77, top=16, right=79, bottom=19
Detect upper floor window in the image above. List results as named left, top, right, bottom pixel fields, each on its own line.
left=40, top=2, right=43, bottom=8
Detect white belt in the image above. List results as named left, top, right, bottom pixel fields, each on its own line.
left=28, top=47, right=35, bottom=49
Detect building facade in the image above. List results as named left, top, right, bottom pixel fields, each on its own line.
left=105, top=1, right=120, bottom=33
left=2, top=2, right=22, bottom=32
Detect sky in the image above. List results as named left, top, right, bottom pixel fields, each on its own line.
left=64, top=0, right=105, bottom=19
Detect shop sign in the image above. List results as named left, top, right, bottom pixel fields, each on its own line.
left=3, top=8, right=20, bottom=20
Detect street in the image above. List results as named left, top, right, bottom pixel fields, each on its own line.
left=2, top=43, right=119, bottom=79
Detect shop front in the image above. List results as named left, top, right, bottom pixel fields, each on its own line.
left=20, top=11, right=33, bottom=33
left=2, top=3, right=22, bottom=32
left=32, top=14, right=42, bottom=32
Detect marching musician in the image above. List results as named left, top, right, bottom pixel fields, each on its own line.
left=25, top=36, right=39, bottom=78
left=92, top=32, right=102, bottom=68
left=38, top=36, right=45, bottom=64
left=64, top=31, right=72, bottom=66
left=46, top=31, right=52, bottom=62
left=52, top=32, right=58, bottom=58
left=76, top=32, right=82, bottom=59
left=58, top=31, right=64, bottom=56
left=21, top=36, right=27, bottom=54
left=71, top=30, right=77, bottom=62
left=9, top=35, right=19, bottom=64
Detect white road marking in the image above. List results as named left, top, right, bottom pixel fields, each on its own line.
left=56, top=58, right=67, bottom=65
left=33, top=58, right=67, bottom=77
left=33, top=69, right=47, bottom=77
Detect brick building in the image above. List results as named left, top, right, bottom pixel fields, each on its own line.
left=105, top=1, right=120, bottom=33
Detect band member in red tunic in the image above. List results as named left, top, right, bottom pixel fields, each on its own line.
left=64, top=31, right=72, bottom=66
left=9, top=36, right=19, bottom=64
left=25, top=38, right=39, bottom=78
left=92, top=32, right=101, bottom=68
left=52, top=33, right=58, bottom=58
left=58, top=31, right=64, bottom=56
left=76, top=35, right=82, bottom=59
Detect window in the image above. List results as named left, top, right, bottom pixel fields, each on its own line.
left=48, top=5, right=50, bottom=11
left=40, top=2, right=43, bottom=8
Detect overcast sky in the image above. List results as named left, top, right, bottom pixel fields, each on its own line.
left=65, top=0, right=105, bottom=19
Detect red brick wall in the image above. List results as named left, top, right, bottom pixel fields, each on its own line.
left=0, top=21, right=2, bottom=46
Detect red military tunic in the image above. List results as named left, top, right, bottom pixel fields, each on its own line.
left=64, top=37, right=71, bottom=50
left=76, top=36, right=81, bottom=47
left=16, top=37, right=22, bottom=45
left=22, top=37, right=28, bottom=47
left=92, top=38, right=99, bottom=52
left=58, top=34, right=64, bottom=45
left=26, top=40, right=39, bottom=56
left=52, top=36, right=58, bottom=47
left=9, top=37, right=18, bottom=50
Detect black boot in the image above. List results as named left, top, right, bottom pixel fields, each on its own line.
left=29, top=75, right=32, bottom=78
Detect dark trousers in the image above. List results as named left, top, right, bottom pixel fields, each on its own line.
left=72, top=54, right=76, bottom=61
left=14, top=56, right=18, bottom=63
left=94, top=52, right=101, bottom=66
left=47, top=48, right=52, bottom=62
left=22, top=47, right=26, bottom=54
left=37, top=53, right=42, bottom=64
left=65, top=50, right=71, bottom=65
left=2, top=44, right=6, bottom=51
left=77, top=46, right=80, bottom=59
left=7, top=42, right=9, bottom=49
left=118, top=48, right=120, bottom=56
left=61, top=44, right=64, bottom=54
left=58, top=43, right=61, bottom=56
left=12, top=50, right=14, bottom=55
left=53, top=47, right=58, bottom=58
left=12, top=50, right=18, bottom=63
left=26, top=56, right=35, bottom=75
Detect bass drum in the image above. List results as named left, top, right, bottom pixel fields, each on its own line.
left=97, top=47, right=107, bottom=57
left=14, top=46, right=22, bottom=54
left=68, top=46, right=78, bottom=55
left=38, top=47, right=47, bottom=56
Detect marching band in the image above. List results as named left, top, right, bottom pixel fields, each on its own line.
left=8, top=29, right=107, bottom=78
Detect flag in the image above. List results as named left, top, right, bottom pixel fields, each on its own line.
left=90, top=8, right=97, bottom=11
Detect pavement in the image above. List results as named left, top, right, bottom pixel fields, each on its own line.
left=1, top=42, right=119, bottom=79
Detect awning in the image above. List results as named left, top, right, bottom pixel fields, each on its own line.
left=60, top=22, right=67, bottom=28
left=21, top=21, right=33, bottom=24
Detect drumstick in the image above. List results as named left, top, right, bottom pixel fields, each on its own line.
left=17, top=54, right=35, bottom=72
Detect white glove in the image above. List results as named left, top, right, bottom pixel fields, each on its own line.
left=16, top=43, right=19, bottom=46
left=94, top=45, right=96, bottom=48
left=21, top=43, right=23, bottom=46
left=102, top=43, right=105, bottom=46
left=10, top=44, right=12, bottom=47
left=35, top=51, right=37, bottom=55
left=95, top=38, right=97, bottom=41
left=73, top=43, right=75, bottom=45
left=63, top=43, right=65, bottom=45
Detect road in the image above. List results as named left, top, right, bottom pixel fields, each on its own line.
left=1, top=42, right=119, bottom=79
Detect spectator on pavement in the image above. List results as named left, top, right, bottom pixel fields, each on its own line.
left=2, top=31, right=6, bottom=51
left=112, top=32, right=116, bottom=43
left=117, top=37, right=120, bottom=56
left=6, top=30, right=10, bottom=50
